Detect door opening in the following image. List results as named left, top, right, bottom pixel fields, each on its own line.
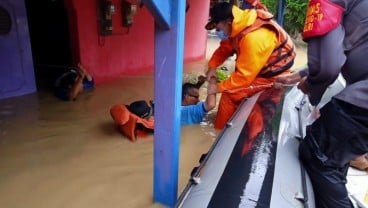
left=25, top=0, right=73, bottom=90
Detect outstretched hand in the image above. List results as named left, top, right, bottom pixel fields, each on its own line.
left=273, top=71, right=302, bottom=89
left=195, top=75, right=207, bottom=88
left=297, top=77, right=310, bottom=96
left=76, top=63, right=86, bottom=77
left=77, top=63, right=93, bottom=81
left=205, top=68, right=217, bottom=81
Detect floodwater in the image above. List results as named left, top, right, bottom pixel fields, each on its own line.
left=1, top=37, right=366, bottom=208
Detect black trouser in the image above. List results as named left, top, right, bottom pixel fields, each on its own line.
left=299, top=99, right=368, bottom=208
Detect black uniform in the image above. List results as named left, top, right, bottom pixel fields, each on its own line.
left=298, top=0, right=368, bottom=207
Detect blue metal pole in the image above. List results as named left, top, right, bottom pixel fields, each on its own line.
left=276, top=0, right=286, bottom=26
left=148, top=0, right=186, bottom=206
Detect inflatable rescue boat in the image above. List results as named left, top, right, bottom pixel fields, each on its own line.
left=176, top=76, right=354, bottom=208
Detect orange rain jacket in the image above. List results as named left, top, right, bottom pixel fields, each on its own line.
left=208, top=6, right=295, bottom=93
left=209, top=6, right=295, bottom=129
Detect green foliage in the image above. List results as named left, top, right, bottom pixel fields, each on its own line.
left=261, top=0, right=308, bottom=36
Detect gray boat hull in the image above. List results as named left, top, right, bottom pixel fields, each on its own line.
left=176, top=77, right=346, bottom=208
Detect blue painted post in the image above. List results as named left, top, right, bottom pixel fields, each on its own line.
left=150, top=0, right=186, bottom=207
left=276, top=0, right=286, bottom=26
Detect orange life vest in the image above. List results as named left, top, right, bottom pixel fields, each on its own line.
left=110, top=104, right=154, bottom=142
left=232, top=9, right=295, bottom=78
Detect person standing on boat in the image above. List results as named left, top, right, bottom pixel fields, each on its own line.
left=205, top=2, right=295, bottom=129
left=275, top=0, right=368, bottom=206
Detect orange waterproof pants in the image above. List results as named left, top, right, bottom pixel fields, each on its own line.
left=214, top=77, right=277, bottom=129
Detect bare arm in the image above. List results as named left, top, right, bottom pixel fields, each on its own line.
left=273, top=65, right=308, bottom=88
left=204, top=76, right=217, bottom=112
left=206, top=40, right=234, bottom=81
left=78, top=63, right=93, bottom=81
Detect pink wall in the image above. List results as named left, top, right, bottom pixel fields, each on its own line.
left=67, top=0, right=210, bottom=83
left=184, top=0, right=210, bottom=62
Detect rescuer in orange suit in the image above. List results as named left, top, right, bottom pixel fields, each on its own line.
left=205, top=2, right=296, bottom=129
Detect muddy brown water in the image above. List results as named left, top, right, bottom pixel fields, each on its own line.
left=0, top=38, right=308, bottom=208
